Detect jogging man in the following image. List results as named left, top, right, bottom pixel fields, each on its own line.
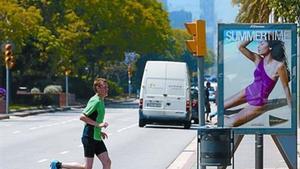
left=50, top=78, right=111, bottom=169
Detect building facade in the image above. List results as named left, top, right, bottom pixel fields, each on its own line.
left=199, top=0, right=216, bottom=52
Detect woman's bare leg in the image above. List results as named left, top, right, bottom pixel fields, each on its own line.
left=224, top=105, right=264, bottom=127
left=224, top=89, right=247, bottom=109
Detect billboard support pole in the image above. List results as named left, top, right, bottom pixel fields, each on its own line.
left=255, top=134, right=263, bottom=169
left=271, top=135, right=297, bottom=169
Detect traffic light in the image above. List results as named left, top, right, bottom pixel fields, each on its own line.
left=184, top=20, right=207, bottom=56
left=4, top=43, right=15, bottom=69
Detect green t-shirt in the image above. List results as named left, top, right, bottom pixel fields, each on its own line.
left=82, top=95, right=105, bottom=140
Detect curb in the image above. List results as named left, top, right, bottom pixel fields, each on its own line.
left=167, top=137, right=197, bottom=169
left=0, top=106, right=75, bottom=119
left=0, top=114, right=9, bottom=120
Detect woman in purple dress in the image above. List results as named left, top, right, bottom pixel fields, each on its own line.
left=224, top=36, right=291, bottom=127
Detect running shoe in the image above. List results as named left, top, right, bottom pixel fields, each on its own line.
left=50, top=160, right=61, bottom=169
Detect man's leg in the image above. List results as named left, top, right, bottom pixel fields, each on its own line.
left=61, top=158, right=93, bottom=169
left=50, top=159, right=92, bottom=169
left=97, top=152, right=111, bottom=169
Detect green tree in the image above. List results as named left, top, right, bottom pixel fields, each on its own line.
left=65, top=0, right=172, bottom=79
left=269, top=0, right=300, bottom=23
left=1, top=0, right=176, bottom=99
left=56, top=10, right=90, bottom=75
left=0, top=0, right=42, bottom=60
left=232, top=0, right=270, bottom=23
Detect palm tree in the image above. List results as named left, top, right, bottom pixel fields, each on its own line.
left=232, top=0, right=271, bottom=23
left=232, top=0, right=300, bottom=24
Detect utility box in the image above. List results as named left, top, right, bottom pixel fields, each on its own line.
left=198, top=127, right=232, bottom=166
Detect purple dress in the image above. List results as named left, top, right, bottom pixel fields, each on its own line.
left=245, top=59, right=277, bottom=106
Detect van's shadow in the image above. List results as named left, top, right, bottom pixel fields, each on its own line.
left=144, top=124, right=199, bottom=130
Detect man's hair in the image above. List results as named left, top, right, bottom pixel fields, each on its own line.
left=93, top=78, right=107, bottom=93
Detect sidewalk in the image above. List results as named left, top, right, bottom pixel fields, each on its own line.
left=170, top=129, right=300, bottom=169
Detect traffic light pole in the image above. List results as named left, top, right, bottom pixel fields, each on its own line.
left=65, top=74, right=69, bottom=107
left=128, top=78, right=131, bottom=97
left=197, top=57, right=206, bottom=169
left=197, top=57, right=205, bottom=126
left=128, top=64, right=132, bottom=98
left=5, top=67, right=9, bottom=114
left=184, top=20, right=207, bottom=169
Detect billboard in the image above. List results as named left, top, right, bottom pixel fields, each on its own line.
left=218, top=24, right=297, bottom=134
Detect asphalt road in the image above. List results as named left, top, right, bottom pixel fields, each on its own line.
left=0, top=104, right=196, bottom=169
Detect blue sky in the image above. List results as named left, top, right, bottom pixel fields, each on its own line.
left=167, top=0, right=239, bottom=23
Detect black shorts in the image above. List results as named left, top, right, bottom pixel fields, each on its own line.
left=81, top=137, right=107, bottom=158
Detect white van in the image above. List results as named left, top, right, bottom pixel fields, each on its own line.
left=138, top=61, right=191, bottom=128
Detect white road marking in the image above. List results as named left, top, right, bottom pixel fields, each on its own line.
left=59, top=151, right=69, bottom=155
left=13, top=130, right=21, bottom=134
left=37, top=159, right=48, bottom=163
left=28, top=118, right=78, bottom=131
left=117, top=123, right=137, bottom=133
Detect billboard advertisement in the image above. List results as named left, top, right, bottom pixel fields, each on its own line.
left=218, top=24, right=297, bottom=134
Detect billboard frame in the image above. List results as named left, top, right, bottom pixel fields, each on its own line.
left=217, top=23, right=297, bottom=134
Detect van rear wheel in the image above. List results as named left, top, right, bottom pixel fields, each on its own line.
left=184, top=121, right=191, bottom=129
left=139, top=119, right=146, bottom=127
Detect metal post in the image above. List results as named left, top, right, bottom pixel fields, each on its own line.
left=5, top=67, right=9, bottom=114
left=297, top=28, right=299, bottom=128
left=65, top=75, right=69, bottom=107
left=255, top=133, right=263, bottom=169
left=128, top=78, right=131, bottom=97
left=198, top=57, right=205, bottom=126
left=128, top=64, right=131, bottom=98
left=197, top=57, right=205, bottom=169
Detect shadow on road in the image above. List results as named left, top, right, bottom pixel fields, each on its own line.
left=143, top=124, right=199, bottom=130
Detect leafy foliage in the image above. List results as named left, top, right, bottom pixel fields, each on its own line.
left=232, top=0, right=300, bottom=23
left=1, top=0, right=216, bottom=100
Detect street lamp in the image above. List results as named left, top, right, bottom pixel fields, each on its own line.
left=127, top=64, right=132, bottom=97
left=65, top=69, right=71, bottom=107
left=124, top=52, right=137, bottom=97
